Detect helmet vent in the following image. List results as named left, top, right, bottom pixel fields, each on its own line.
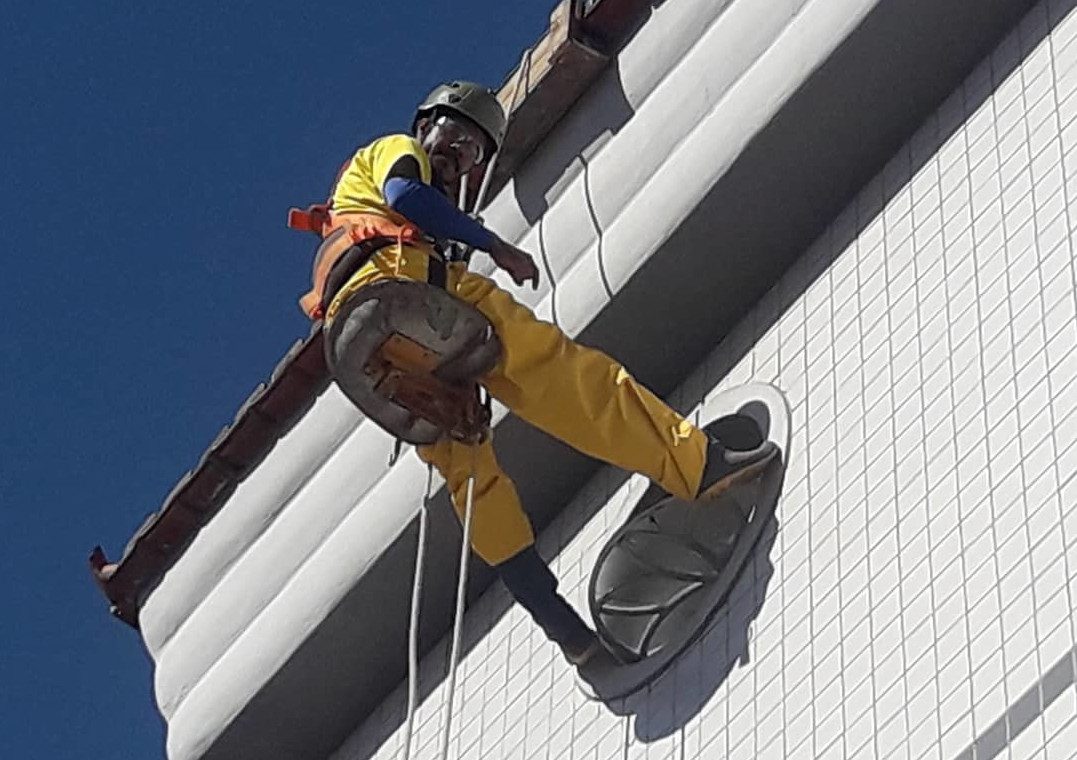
left=414, top=80, right=507, bottom=151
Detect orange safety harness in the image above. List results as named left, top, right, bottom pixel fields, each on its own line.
left=287, top=161, right=485, bottom=449
left=288, top=202, right=423, bottom=320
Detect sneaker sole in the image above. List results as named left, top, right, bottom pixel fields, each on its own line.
left=697, top=443, right=779, bottom=502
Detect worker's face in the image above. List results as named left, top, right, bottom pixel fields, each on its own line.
left=418, top=114, right=489, bottom=185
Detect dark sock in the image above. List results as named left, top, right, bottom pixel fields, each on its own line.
left=704, top=414, right=764, bottom=450
left=497, top=546, right=595, bottom=654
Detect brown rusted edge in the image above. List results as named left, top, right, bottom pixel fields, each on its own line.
left=467, top=0, right=653, bottom=209
left=89, top=321, right=331, bottom=629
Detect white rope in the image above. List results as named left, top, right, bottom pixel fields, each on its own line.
left=437, top=443, right=479, bottom=760
left=474, top=46, right=534, bottom=214
left=458, top=172, right=469, bottom=215
left=402, top=465, right=434, bottom=760
left=404, top=45, right=535, bottom=760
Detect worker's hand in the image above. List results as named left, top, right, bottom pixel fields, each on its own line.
left=489, top=237, right=541, bottom=290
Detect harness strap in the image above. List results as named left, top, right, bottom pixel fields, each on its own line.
left=427, top=253, right=447, bottom=290
left=319, top=236, right=395, bottom=317
left=294, top=212, right=422, bottom=319
left=320, top=231, right=448, bottom=312
left=287, top=203, right=332, bottom=236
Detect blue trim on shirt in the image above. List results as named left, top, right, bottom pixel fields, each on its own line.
left=384, top=177, right=496, bottom=251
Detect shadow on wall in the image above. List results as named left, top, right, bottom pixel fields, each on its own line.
left=605, top=0, right=1077, bottom=747
left=334, top=2, right=1077, bottom=757
left=586, top=0, right=1077, bottom=745
left=511, top=62, right=634, bottom=226
left=510, top=0, right=742, bottom=225
left=953, top=645, right=1077, bottom=760
left=612, top=518, right=780, bottom=742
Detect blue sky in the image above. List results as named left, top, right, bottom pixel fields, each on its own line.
left=0, top=2, right=551, bottom=756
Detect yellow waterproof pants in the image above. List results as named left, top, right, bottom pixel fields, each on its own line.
left=329, top=242, right=709, bottom=565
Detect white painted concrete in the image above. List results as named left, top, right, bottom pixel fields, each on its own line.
left=333, top=3, right=1077, bottom=758
left=141, top=0, right=892, bottom=756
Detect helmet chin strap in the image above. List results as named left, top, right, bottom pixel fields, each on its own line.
left=458, top=171, right=469, bottom=213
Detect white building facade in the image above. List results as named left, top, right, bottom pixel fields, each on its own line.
left=336, top=2, right=1077, bottom=758
left=96, top=0, right=1077, bottom=758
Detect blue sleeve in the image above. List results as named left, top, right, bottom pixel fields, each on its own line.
left=384, top=177, right=497, bottom=251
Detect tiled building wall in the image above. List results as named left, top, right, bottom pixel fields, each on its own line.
left=334, top=1, right=1077, bottom=758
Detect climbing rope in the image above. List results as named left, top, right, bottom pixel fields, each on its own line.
left=476, top=47, right=533, bottom=212
left=402, top=44, right=534, bottom=760
left=438, top=442, right=480, bottom=759
left=402, top=465, right=434, bottom=760
left=399, top=447, right=480, bottom=760
left=459, top=46, right=534, bottom=263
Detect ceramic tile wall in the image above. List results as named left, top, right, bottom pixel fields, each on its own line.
left=334, top=2, right=1077, bottom=758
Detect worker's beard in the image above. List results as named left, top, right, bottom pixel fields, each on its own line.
left=427, top=146, right=460, bottom=181
left=430, top=167, right=459, bottom=204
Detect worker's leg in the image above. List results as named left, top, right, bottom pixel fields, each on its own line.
left=333, top=248, right=703, bottom=502
left=417, top=433, right=595, bottom=656
left=416, top=433, right=534, bottom=565
left=331, top=247, right=594, bottom=654
left=453, top=271, right=709, bottom=501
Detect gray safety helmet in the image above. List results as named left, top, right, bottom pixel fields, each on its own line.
left=413, top=81, right=507, bottom=154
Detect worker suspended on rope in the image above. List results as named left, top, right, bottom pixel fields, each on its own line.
left=290, top=80, right=777, bottom=669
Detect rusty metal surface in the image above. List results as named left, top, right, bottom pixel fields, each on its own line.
left=476, top=0, right=650, bottom=205
left=89, top=321, right=330, bottom=628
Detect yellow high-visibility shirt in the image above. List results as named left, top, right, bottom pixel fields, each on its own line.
left=330, top=134, right=433, bottom=217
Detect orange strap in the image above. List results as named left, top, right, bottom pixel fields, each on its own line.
left=288, top=156, right=351, bottom=235
left=287, top=203, right=333, bottom=236
left=297, top=212, right=422, bottom=320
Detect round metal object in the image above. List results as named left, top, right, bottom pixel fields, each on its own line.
left=325, top=279, right=501, bottom=444
left=580, top=383, right=792, bottom=701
